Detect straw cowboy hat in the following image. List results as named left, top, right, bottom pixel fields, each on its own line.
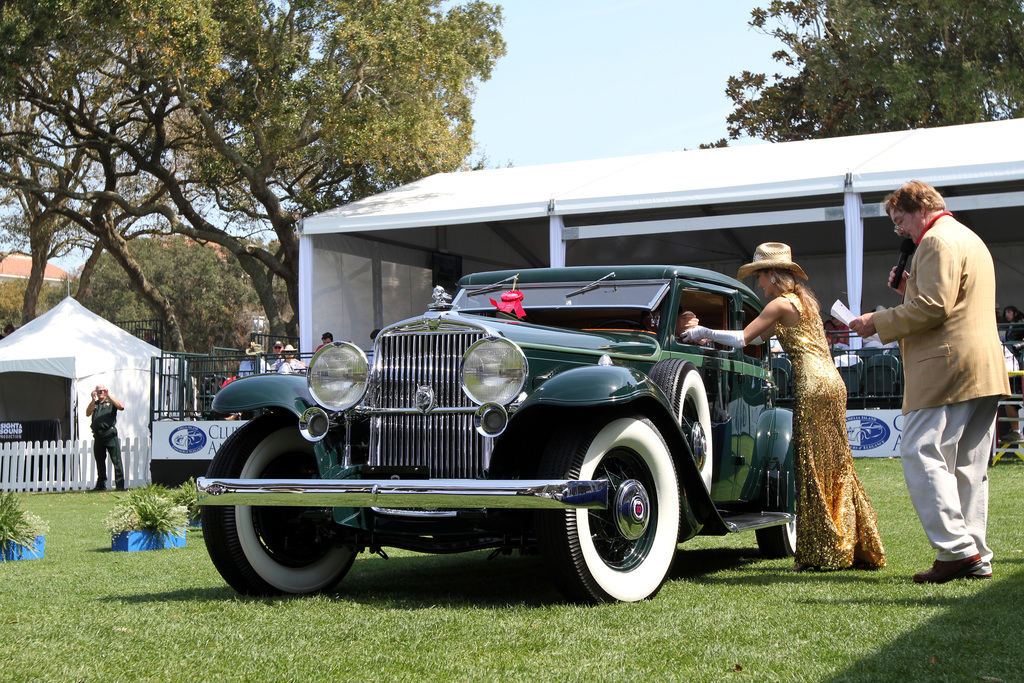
left=245, top=342, right=264, bottom=355
left=737, top=242, right=808, bottom=281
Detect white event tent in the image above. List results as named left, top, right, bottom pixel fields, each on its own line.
left=0, top=298, right=161, bottom=443
left=298, top=119, right=1024, bottom=351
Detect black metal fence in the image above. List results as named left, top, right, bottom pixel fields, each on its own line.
left=115, top=318, right=164, bottom=349
left=150, top=349, right=315, bottom=422
left=772, top=326, right=1023, bottom=411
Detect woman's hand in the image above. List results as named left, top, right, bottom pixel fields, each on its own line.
left=679, top=325, right=712, bottom=344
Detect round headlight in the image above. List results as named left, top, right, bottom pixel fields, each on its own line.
left=460, top=338, right=528, bottom=406
left=307, top=342, right=368, bottom=411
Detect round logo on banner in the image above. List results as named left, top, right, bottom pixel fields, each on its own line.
left=846, top=415, right=890, bottom=451
left=169, top=425, right=207, bottom=454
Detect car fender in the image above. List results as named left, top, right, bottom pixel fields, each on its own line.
left=211, top=373, right=315, bottom=418
left=518, top=364, right=667, bottom=409
left=512, top=364, right=721, bottom=535
left=739, top=407, right=795, bottom=511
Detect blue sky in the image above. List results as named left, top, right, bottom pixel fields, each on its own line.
left=470, top=1, right=785, bottom=167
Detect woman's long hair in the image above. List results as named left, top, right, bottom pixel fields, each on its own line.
left=765, top=267, right=820, bottom=318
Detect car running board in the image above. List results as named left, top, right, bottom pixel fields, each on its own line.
left=719, top=511, right=794, bottom=533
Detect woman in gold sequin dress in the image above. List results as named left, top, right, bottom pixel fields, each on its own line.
left=682, top=243, right=886, bottom=570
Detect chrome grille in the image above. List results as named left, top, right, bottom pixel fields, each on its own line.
left=369, top=324, right=490, bottom=478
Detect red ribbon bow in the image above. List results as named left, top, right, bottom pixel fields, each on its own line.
left=490, top=290, right=526, bottom=319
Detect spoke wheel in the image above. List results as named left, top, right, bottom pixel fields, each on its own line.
left=202, top=415, right=355, bottom=595
left=536, top=416, right=680, bottom=603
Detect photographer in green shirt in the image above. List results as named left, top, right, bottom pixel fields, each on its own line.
left=86, top=385, right=125, bottom=491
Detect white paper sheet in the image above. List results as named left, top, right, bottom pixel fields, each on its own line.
left=830, top=300, right=881, bottom=345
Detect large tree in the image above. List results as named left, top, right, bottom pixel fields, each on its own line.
left=80, top=235, right=266, bottom=353
left=0, top=0, right=505, bottom=337
left=0, top=103, right=96, bottom=323
left=726, top=0, right=1024, bottom=142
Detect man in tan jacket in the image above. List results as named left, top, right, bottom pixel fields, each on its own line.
left=850, top=180, right=1008, bottom=584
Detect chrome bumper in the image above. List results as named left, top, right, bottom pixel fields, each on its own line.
left=196, top=477, right=609, bottom=510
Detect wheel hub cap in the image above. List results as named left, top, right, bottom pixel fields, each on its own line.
left=690, top=421, right=708, bottom=468
left=613, top=479, right=650, bottom=540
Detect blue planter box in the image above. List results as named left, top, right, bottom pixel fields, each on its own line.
left=1, top=535, right=45, bottom=561
left=111, top=529, right=186, bottom=552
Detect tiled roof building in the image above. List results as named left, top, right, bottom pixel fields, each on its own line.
left=0, top=253, right=70, bottom=286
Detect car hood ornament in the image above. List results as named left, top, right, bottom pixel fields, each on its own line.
left=429, top=285, right=453, bottom=310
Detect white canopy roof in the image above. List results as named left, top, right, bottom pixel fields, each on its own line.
left=0, top=298, right=160, bottom=378
left=302, top=118, right=1024, bottom=235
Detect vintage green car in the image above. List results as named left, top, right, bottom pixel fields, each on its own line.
left=197, top=265, right=795, bottom=603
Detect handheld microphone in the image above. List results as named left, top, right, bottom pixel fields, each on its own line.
left=890, top=238, right=915, bottom=289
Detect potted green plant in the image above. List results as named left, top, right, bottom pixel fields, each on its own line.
left=171, top=477, right=201, bottom=529
left=0, top=491, right=50, bottom=561
left=103, top=485, right=188, bottom=552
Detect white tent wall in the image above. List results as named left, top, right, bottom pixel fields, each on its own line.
left=302, top=233, right=435, bottom=353
left=301, top=206, right=1024, bottom=348
left=566, top=208, right=1024, bottom=319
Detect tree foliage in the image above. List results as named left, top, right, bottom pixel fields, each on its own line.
left=0, top=276, right=65, bottom=332
left=0, top=0, right=505, bottom=338
left=727, top=0, right=1024, bottom=142
left=78, top=236, right=267, bottom=354
left=0, top=102, right=99, bottom=325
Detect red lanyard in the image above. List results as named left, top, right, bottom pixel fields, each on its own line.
left=916, top=211, right=952, bottom=244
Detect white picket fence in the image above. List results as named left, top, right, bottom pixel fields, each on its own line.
left=0, top=438, right=151, bottom=492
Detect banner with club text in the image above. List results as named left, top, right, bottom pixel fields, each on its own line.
left=846, top=409, right=903, bottom=458
left=151, top=420, right=249, bottom=461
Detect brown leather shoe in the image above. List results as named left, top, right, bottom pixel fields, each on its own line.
left=913, top=554, right=983, bottom=584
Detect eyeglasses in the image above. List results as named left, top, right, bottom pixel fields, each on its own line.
left=892, top=211, right=907, bottom=235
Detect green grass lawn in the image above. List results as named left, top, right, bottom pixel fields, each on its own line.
left=2, top=458, right=1023, bottom=683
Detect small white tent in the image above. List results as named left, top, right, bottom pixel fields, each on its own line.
left=0, top=298, right=161, bottom=443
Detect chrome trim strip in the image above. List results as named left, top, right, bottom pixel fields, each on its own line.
left=354, top=406, right=479, bottom=417
left=196, top=477, right=609, bottom=510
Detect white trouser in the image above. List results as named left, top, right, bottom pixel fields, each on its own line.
left=901, top=396, right=997, bottom=572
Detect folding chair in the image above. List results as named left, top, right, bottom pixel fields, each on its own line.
left=992, top=370, right=1024, bottom=465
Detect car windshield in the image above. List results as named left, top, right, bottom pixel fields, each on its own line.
left=453, top=279, right=671, bottom=312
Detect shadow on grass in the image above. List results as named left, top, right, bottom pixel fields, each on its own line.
left=669, top=545, right=765, bottom=581
left=113, top=537, right=831, bottom=608
left=822, top=556, right=1024, bottom=682
left=337, top=550, right=564, bottom=607
left=111, top=550, right=565, bottom=608
left=105, top=586, right=242, bottom=604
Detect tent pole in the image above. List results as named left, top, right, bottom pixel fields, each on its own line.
left=843, top=177, right=864, bottom=349
left=549, top=215, right=566, bottom=268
